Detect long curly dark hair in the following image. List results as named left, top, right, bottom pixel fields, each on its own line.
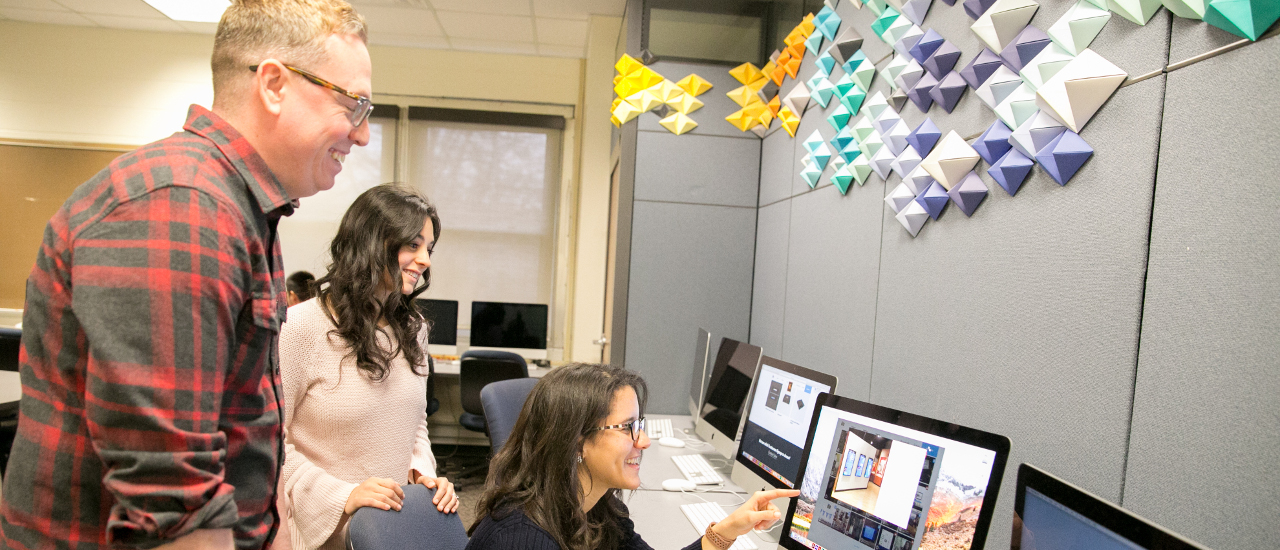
left=313, top=183, right=440, bottom=381
left=469, top=363, right=649, bottom=550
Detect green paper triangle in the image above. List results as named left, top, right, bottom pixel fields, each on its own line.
left=1205, top=0, right=1280, bottom=40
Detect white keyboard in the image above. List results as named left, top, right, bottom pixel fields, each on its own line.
left=679, top=502, right=758, bottom=550
left=672, top=453, right=724, bottom=484
left=646, top=418, right=674, bottom=440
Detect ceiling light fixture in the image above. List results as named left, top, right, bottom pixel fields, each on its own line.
left=143, top=0, right=231, bottom=23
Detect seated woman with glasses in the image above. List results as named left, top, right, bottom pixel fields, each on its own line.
left=466, top=363, right=797, bottom=550
left=276, top=184, right=458, bottom=550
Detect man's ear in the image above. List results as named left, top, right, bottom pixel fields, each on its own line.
left=255, top=60, right=288, bottom=116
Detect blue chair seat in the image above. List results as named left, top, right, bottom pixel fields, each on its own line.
left=458, top=412, right=487, bottom=432
left=347, top=485, right=467, bottom=550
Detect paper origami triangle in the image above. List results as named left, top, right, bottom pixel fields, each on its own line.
left=903, top=165, right=937, bottom=194
left=779, top=107, right=801, bottom=136
left=859, top=130, right=887, bottom=159
left=726, top=109, right=759, bottom=131
left=947, top=171, right=989, bottom=216
left=1204, top=0, right=1280, bottom=40
left=869, top=0, right=890, bottom=15
left=975, top=65, right=1024, bottom=108
left=730, top=63, right=767, bottom=86
left=809, top=76, right=838, bottom=109
left=843, top=49, right=869, bottom=74
left=892, top=26, right=927, bottom=58
left=886, top=182, right=918, bottom=213
left=907, top=118, right=942, bottom=155
left=801, top=162, right=823, bottom=188
left=1048, top=1, right=1112, bottom=54
left=901, top=0, right=937, bottom=25
left=964, top=0, right=1000, bottom=19
left=659, top=112, right=698, bottom=135
left=727, top=85, right=759, bottom=107
left=675, top=74, right=714, bottom=96
left=851, top=155, right=874, bottom=185
left=871, top=6, right=902, bottom=37
left=832, top=126, right=856, bottom=151
left=880, top=55, right=912, bottom=89
left=891, top=145, right=924, bottom=178
left=915, top=181, right=950, bottom=219
left=850, top=59, right=878, bottom=92
left=852, top=116, right=878, bottom=142
left=646, top=80, right=683, bottom=103
left=812, top=143, right=834, bottom=170
left=1110, top=0, right=1162, bottom=25
left=1009, top=110, right=1068, bottom=157
left=920, top=130, right=981, bottom=189
left=1000, top=26, right=1052, bottom=73
left=987, top=147, right=1034, bottom=195
left=652, top=104, right=672, bottom=119
left=626, top=89, right=664, bottom=112
left=973, top=119, right=1014, bottom=164
left=816, top=52, right=837, bottom=76
left=929, top=71, right=968, bottom=113
left=1035, top=49, right=1127, bottom=132
left=894, top=59, right=926, bottom=91
left=922, top=40, right=963, bottom=78
left=767, top=94, right=781, bottom=116
left=615, top=54, right=644, bottom=76
left=883, top=16, right=917, bottom=45
left=1162, top=0, right=1206, bottom=19
left=829, top=27, right=866, bottom=66
left=833, top=74, right=857, bottom=98
left=830, top=152, right=847, bottom=172
left=669, top=93, right=705, bottom=115
left=870, top=146, right=897, bottom=180
left=883, top=120, right=913, bottom=156
left=612, top=99, right=643, bottom=125
left=909, top=29, right=946, bottom=64
left=838, top=140, right=863, bottom=163
left=828, top=104, right=854, bottom=130
left=841, top=87, right=868, bottom=113
left=994, top=83, right=1040, bottom=128
left=1019, top=44, right=1076, bottom=91
left=860, top=92, right=892, bottom=121
left=1035, top=130, right=1093, bottom=185
left=942, top=0, right=959, bottom=5
left=889, top=88, right=911, bottom=111
left=816, top=6, right=843, bottom=40
left=972, top=0, right=1041, bottom=51
left=960, top=48, right=1007, bottom=90
left=908, top=72, right=939, bottom=112
left=831, top=165, right=856, bottom=194
left=782, top=82, right=811, bottom=116
left=1085, top=0, right=1110, bottom=9
left=896, top=201, right=930, bottom=237
left=872, top=109, right=902, bottom=135
left=805, top=31, right=826, bottom=56
left=804, top=130, right=827, bottom=153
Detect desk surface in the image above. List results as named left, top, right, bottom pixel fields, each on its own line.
left=432, top=361, right=552, bottom=378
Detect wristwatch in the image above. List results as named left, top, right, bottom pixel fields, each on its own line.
left=704, top=522, right=735, bottom=550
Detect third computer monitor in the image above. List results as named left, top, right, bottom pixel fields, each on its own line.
left=414, top=298, right=459, bottom=356
left=732, top=356, right=837, bottom=495
left=688, top=328, right=713, bottom=418
left=693, top=337, right=763, bottom=458
left=469, top=301, right=549, bottom=360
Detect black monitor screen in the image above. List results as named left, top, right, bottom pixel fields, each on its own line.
left=698, top=338, right=762, bottom=439
left=469, top=301, right=548, bottom=350
left=414, top=299, right=458, bottom=346
left=1, top=327, right=20, bottom=372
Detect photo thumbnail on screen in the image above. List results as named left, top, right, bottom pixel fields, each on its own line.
left=783, top=396, right=1008, bottom=550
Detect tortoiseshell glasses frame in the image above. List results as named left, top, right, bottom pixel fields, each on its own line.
left=249, top=63, right=373, bottom=128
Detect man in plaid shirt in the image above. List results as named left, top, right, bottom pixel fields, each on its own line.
left=0, top=1, right=373, bottom=548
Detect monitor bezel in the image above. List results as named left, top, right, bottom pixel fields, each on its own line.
left=779, top=392, right=1012, bottom=550
left=1013, top=464, right=1209, bottom=550
left=468, top=300, right=549, bottom=350
left=688, top=328, right=713, bottom=418
left=414, top=298, right=459, bottom=346
left=734, top=355, right=838, bottom=490
left=694, top=337, right=763, bottom=458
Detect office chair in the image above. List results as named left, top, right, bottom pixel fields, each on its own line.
left=346, top=485, right=467, bottom=550
left=453, top=350, right=527, bottom=479
left=426, top=355, right=439, bottom=417
left=480, top=377, right=539, bottom=455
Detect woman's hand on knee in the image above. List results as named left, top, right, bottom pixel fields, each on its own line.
left=344, top=477, right=405, bottom=514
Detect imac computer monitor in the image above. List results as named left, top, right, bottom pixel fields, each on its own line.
left=780, top=393, right=1010, bottom=550
left=693, top=337, right=763, bottom=459
left=731, top=356, right=837, bottom=495
left=469, top=301, right=549, bottom=360
left=688, top=328, right=713, bottom=418
left=1013, top=464, right=1208, bottom=550
left=414, top=299, right=459, bottom=356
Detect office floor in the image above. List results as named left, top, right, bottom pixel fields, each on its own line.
left=433, top=444, right=491, bottom=529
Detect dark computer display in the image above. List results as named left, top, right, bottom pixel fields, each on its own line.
left=414, top=299, right=459, bottom=346
left=736, top=356, right=836, bottom=490
left=1, top=327, right=20, bottom=372
left=698, top=337, right=763, bottom=439
left=1013, top=464, right=1208, bottom=550
left=780, top=393, right=1010, bottom=550
left=469, top=301, right=548, bottom=350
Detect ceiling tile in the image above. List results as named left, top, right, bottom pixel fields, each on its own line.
left=358, top=4, right=444, bottom=37
left=532, top=0, right=625, bottom=19
left=54, top=0, right=165, bottom=18
left=447, top=37, right=537, bottom=56
left=534, top=17, right=586, bottom=47
left=176, top=20, right=217, bottom=34
left=537, top=43, right=585, bottom=58
left=0, top=7, right=94, bottom=25
left=427, top=0, right=531, bottom=16
left=82, top=12, right=184, bottom=32
left=369, top=32, right=450, bottom=50
left=0, top=0, right=66, bottom=10
left=435, top=10, right=533, bottom=42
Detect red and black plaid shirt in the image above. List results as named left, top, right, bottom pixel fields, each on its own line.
left=2, top=106, right=294, bottom=550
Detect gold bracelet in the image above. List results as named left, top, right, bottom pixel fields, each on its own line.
left=704, top=522, right=735, bottom=550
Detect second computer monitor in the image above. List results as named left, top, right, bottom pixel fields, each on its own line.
left=732, top=356, right=837, bottom=494
left=469, top=301, right=549, bottom=360
left=414, top=299, right=459, bottom=356
left=688, top=328, right=713, bottom=418
left=693, top=337, right=763, bottom=458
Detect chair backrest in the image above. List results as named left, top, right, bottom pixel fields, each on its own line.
left=347, top=485, right=467, bottom=550
left=459, top=350, right=528, bottom=416
left=480, top=377, right=540, bottom=454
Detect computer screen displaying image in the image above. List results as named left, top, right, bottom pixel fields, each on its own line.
left=733, top=356, right=836, bottom=492
left=780, top=393, right=1010, bottom=550
left=693, top=337, right=763, bottom=458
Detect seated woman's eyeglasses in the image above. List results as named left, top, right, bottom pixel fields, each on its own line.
left=590, top=417, right=646, bottom=442
left=249, top=64, right=373, bottom=128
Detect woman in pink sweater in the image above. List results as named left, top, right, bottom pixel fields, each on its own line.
left=277, top=184, right=458, bottom=549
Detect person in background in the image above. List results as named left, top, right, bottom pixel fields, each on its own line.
left=276, top=184, right=457, bottom=550
left=466, top=363, right=797, bottom=550
left=0, top=1, right=373, bottom=548
left=287, top=271, right=317, bottom=306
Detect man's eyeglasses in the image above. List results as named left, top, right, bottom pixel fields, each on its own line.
left=590, top=417, right=647, bottom=442
left=250, top=64, right=373, bottom=128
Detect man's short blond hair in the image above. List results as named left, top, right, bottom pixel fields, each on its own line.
left=212, top=0, right=367, bottom=108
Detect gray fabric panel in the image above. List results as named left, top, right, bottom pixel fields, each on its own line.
left=780, top=179, right=886, bottom=400
left=760, top=125, right=795, bottom=207
left=634, top=130, right=761, bottom=207
left=749, top=200, right=790, bottom=355
left=1167, top=13, right=1248, bottom=64
left=867, top=75, right=1166, bottom=550
left=636, top=60, right=760, bottom=139
left=624, top=201, right=756, bottom=414
left=1123, top=36, right=1280, bottom=550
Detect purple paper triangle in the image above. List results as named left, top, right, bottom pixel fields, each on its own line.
left=963, top=0, right=998, bottom=20
left=947, top=171, right=988, bottom=217
left=973, top=119, right=1013, bottom=165
left=941, top=0, right=957, bottom=4
left=988, top=148, right=1034, bottom=196
left=1035, top=131, right=1093, bottom=185
left=922, top=41, right=962, bottom=79
left=960, top=49, right=1004, bottom=90
left=908, top=72, right=939, bottom=113
left=909, top=29, right=946, bottom=64
left=928, top=72, right=967, bottom=113
left=915, top=181, right=950, bottom=220
left=906, top=118, right=942, bottom=155
left=1000, top=27, right=1051, bottom=73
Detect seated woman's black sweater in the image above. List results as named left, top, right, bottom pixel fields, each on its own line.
left=465, top=502, right=703, bottom=550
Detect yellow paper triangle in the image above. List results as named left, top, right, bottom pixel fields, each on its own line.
left=675, top=74, right=714, bottom=96
left=729, top=63, right=765, bottom=86
left=615, top=54, right=643, bottom=76
left=668, top=93, right=704, bottom=115
left=659, top=112, right=698, bottom=135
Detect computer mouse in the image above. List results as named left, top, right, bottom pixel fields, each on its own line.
left=658, top=437, right=686, bottom=448
left=662, top=478, right=698, bottom=492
